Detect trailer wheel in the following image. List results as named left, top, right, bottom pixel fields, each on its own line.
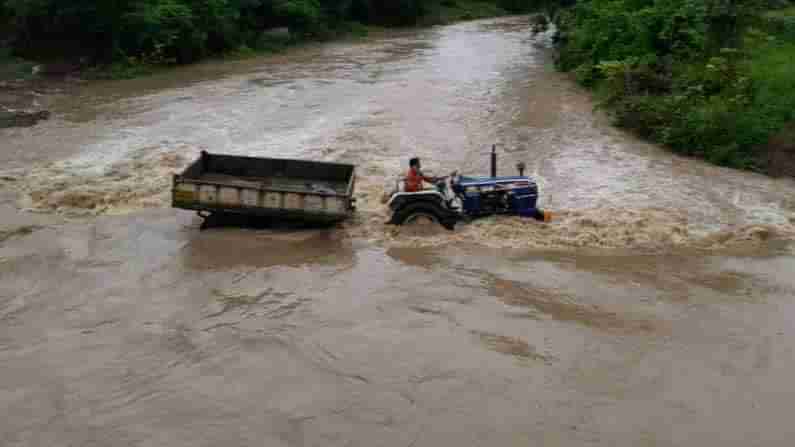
left=391, top=202, right=456, bottom=231
left=199, top=212, right=217, bottom=230
left=198, top=212, right=227, bottom=230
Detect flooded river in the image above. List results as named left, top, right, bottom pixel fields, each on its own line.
left=2, top=16, right=795, bottom=446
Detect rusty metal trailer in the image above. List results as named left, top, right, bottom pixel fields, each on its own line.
left=172, top=151, right=356, bottom=225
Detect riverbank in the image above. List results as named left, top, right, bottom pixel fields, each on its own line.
left=0, top=0, right=515, bottom=127
left=554, top=1, right=795, bottom=177
left=0, top=0, right=511, bottom=83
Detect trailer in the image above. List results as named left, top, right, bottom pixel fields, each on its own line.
left=172, top=151, right=356, bottom=226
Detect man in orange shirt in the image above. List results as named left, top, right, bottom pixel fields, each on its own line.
left=405, top=157, right=437, bottom=192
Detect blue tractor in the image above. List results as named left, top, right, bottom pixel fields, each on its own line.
left=386, top=146, right=551, bottom=230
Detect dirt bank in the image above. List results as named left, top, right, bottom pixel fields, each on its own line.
left=765, top=122, right=795, bottom=178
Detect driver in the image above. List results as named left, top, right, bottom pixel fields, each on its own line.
left=405, top=157, right=437, bottom=192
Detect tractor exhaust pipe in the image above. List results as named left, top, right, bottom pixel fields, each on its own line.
left=491, top=144, right=497, bottom=178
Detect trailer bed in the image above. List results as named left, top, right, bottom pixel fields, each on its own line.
left=172, top=152, right=356, bottom=224
left=196, top=172, right=349, bottom=194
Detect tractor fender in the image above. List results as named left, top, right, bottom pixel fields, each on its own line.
left=387, top=191, right=447, bottom=211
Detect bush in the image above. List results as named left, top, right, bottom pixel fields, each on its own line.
left=275, top=0, right=322, bottom=33
left=556, top=0, right=795, bottom=171
left=762, top=15, right=795, bottom=41
left=121, top=0, right=204, bottom=63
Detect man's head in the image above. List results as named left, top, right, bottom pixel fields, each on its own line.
left=409, top=157, right=420, bottom=169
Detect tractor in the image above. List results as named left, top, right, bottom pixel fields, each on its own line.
left=386, top=146, right=550, bottom=230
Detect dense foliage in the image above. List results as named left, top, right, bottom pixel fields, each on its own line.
left=555, top=0, right=795, bottom=170
left=0, top=0, right=547, bottom=65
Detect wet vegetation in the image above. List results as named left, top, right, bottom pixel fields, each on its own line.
left=553, top=0, right=795, bottom=173
left=0, top=0, right=546, bottom=78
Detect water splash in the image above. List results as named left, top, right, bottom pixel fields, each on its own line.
left=1, top=143, right=199, bottom=216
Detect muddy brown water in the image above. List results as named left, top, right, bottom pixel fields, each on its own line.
left=2, top=17, right=795, bottom=447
